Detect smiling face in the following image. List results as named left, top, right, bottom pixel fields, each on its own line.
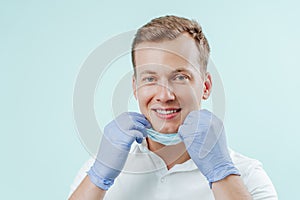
left=132, top=33, right=212, bottom=133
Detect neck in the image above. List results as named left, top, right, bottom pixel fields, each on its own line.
left=147, top=138, right=190, bottom=170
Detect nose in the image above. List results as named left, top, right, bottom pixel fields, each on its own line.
left=154, top=83, right=175, bottom=103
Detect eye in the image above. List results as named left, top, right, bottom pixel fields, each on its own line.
left=173, top=74, right=190, bottom=81
left=142, top=76, right=156, bottom=83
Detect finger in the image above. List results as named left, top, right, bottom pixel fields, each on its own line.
left=180, top=109, right=212, bottom=136
left=199, top=111, right=225, bottom=159
left=130, top=129, right=146, bottom=144
left=128, top=112, right=152, bottom=129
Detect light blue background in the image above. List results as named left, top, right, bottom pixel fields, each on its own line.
left=1, top=0, right=299, bottom=199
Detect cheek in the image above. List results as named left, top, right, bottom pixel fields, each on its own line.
left=175, top=85, right=203, bottom=103
left=136, top=87, right=155, bottom=110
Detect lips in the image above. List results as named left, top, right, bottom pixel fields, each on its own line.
left=152, top=108, right=181, bottom=119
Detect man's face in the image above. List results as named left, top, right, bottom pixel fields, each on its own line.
left=132, top=33, right=212, bottom=133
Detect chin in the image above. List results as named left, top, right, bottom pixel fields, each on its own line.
left=152, top=123, right=180, bottom=134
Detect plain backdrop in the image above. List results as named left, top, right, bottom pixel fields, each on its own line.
left=1, top=0, right=299, bottom=199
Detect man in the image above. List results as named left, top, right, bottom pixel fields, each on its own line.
left=69, top=15, right=277, bottom=200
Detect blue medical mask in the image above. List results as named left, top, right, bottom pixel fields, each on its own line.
left=145, top=128, right=182, bottom=146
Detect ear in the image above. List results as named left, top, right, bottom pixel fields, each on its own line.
left=202, top=72, right=212, bottom=100
left=132, top=75, right=137, bottom=99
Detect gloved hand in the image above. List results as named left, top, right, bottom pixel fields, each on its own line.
left=178, top=109, right=240, bottom=188
left=87, top=112, right=151, bottom=190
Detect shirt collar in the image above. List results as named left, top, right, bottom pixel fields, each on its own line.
left=133, top=139, right=199, bottom=173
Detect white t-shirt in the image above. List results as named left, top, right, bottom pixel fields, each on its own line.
left=69, top=140, right=278, bottom=200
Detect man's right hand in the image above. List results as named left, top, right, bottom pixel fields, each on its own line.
left=87, top=112, right=151, bottom=190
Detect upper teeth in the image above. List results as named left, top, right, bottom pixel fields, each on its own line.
left=156, top=109, right=178, bottom=114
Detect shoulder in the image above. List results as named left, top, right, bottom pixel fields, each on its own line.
left=230, top=149, right=278, bottom=200
left=230, top=149, right=262, bottom=172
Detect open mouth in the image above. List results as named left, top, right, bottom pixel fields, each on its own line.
left=152, top=108, right=181, bottom=119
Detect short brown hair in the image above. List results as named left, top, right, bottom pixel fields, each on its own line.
left=131, top=15, right=210, bottom=73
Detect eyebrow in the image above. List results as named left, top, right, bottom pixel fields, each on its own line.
left=139, top=67, right=193, bottom=75
left=171, top=68, right=193, bottom=74
left=139, top=70, right=157, bottom=75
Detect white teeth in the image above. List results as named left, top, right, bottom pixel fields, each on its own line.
left=156, top=109, right=178, bottom=114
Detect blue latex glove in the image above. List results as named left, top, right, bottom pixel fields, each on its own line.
left=178, top=109, right=240, bottom=188
left=87, top=112, right=151, bottom=190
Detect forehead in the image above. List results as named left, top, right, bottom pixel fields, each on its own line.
left=134, top=33, right=200, bottom=73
